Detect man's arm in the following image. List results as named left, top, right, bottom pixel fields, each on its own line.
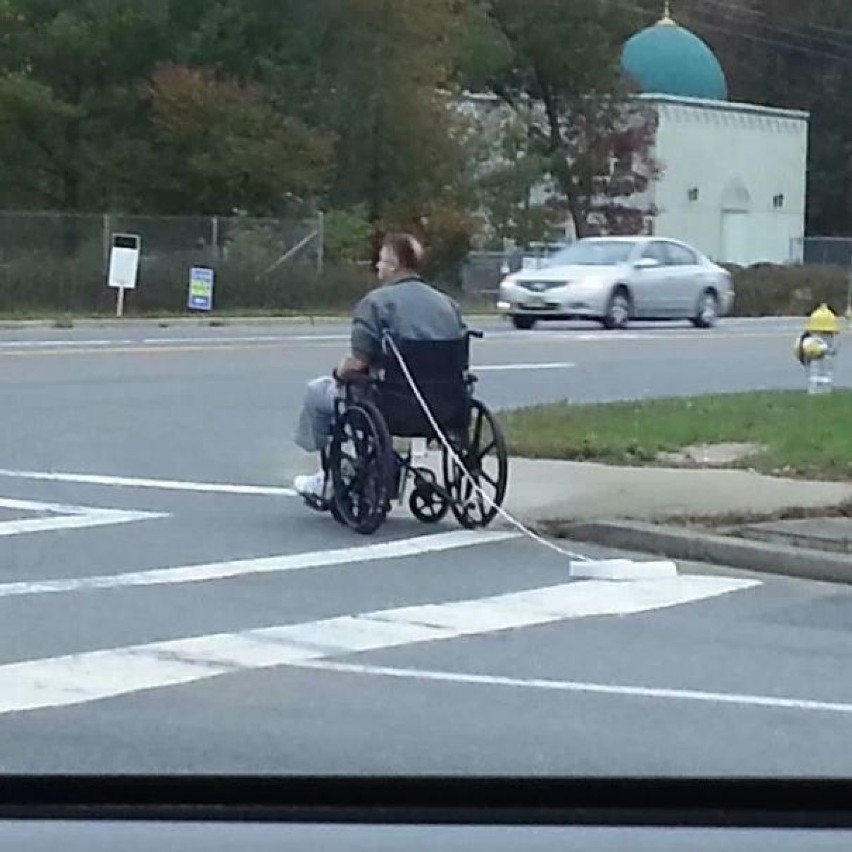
left=332, top=291, right=381, bottom=383
left=332, top=352, right=369, bottom=383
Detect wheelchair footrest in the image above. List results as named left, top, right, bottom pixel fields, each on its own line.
left=302, top=493, right=330, bottom=513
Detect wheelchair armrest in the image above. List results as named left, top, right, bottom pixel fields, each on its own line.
left=339, top=372, right=376, bottom=402
left=341, top=373, right=372, bottom=385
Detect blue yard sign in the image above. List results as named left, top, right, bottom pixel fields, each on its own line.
left=188, top=266, right=214, bottom=311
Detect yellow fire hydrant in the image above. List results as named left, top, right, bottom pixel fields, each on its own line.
left=794, top=304, right=840, bottom=394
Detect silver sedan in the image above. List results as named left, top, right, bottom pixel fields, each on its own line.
left=496, top=236, right=735, bottom=330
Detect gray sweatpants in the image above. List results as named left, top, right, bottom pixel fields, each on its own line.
left=294, top=376, right=342, bottom=452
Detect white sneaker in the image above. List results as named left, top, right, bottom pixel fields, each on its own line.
left=293, top=471, right=330, bottom=500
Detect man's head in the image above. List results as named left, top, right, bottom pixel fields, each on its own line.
left=376, top=232, right=425, bottom=283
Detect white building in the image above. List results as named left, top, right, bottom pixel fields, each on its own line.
left=459, top=7, right=810, bottom=266
left=623, top=10, right=809, bottom=265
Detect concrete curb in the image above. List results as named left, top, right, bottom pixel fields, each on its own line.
left=737, top=524, right=851, bottom=556
left=544, top=519, right=852, bottom=584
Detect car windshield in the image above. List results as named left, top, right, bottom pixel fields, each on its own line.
left=0, top=0, right=843, bottom=794
left=545, top=240, right=637, bottom=267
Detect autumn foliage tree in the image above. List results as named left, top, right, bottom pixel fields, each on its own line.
left=0, top=0, right=667, bottom=261
left=145, top=63, right=334, bottom=215
left=455, top=0, right=660, bottom=241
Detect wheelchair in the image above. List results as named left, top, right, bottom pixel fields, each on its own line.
left=303, top=330, right=509, bottom=535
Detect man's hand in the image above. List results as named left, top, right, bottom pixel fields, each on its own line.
left=333, top=354, right=369, bottom=384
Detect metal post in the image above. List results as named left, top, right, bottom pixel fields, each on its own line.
left=102, top=214, right=111, bottom=274
left=211, top=216, right=219, bottom=261
left=846, top=257, right=852, bottom=324
left=316, top=210, right=325, bottom=276
left=116, top=285, right=125, bottom=318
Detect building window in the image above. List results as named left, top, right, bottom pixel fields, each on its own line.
left=687, top=187, right=699, bottom=202
left=773, top=193, right=784, bottom=208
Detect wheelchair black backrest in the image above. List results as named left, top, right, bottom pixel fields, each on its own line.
left=375, top=335, right=472, bottom=438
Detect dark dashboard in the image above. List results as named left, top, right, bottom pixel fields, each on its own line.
left=1, top=776, right=851, bottom=850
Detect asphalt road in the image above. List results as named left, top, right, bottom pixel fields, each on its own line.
left=0, top=316, right=851, bottom=776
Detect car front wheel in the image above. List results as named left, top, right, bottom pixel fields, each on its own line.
left=602, top=289, right=631, bottom=330
left=691, top=290, right=719, bottom=328
left=511, top=315, right=537, bottom=330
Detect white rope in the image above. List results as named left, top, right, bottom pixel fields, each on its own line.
left=384, top=333, right=589, bottom=563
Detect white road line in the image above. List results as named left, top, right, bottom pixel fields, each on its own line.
left=0, top=332, right=539, bottom=350
left=475, top=362, right=576, bottom=372
left=0, top=339, right=134, bottom=349
left=0, top=512, right=165, bottom=537
left=0, top=469, right=295, bottom=496
left=141, top=334, right=349, bottom=345
left=0, top=575, right=757, bottom=715
left=0, top=326, right=792, bottom=353
left=0, top=530, right=519, bottom=599
left=0, top=497, right=167, bottom=537
left=292, top=660, right=852, bottom=717
left=0, top=496, right=102, bottom=513
left=0, top=334, right=349, bottom=350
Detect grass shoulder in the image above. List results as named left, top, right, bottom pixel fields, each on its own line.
left=498, top=390, right=852, bottom=481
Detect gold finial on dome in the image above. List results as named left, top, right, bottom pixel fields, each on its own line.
left=660, top=0, right=675, bottom=24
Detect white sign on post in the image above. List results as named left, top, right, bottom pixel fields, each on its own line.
left=107, top=233, right=141, bottom=317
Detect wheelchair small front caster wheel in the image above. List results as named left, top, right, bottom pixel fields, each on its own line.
left=409, top=479, right=450, bottom=524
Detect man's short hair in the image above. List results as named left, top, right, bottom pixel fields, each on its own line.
left=382, top=232, right=425, bottom=273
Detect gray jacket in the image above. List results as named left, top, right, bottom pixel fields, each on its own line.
left=350, top=276, right=467, bottom=363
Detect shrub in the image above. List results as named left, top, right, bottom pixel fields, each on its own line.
left=730, top=264, right=849, bottom=317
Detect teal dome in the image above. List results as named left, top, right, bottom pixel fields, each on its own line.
left=621, top=17, right=728, bottom=101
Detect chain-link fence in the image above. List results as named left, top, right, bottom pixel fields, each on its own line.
left=0, top=210, right=383, bottom=315
left=459, top=244, right=570, bottom=296
left=790, top=236, right=852, bottom=268
left=0, top=210, right=581, bottom=314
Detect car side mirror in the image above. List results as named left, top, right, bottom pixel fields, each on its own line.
left=634, top=257, right=659, bottom=269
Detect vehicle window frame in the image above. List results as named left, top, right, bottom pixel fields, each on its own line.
left=664, top=241, right=699, bottom=266
left=545, top=240, right=638, bottom=267
left=641, top=241, right=673, bottom=266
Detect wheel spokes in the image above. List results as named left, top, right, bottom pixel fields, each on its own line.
left=330, top=405, right=393, bottom=530
left=442, top=400, right=507, bottom=529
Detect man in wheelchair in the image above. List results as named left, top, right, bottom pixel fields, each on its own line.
left=292, top=231, right=509, bottom=534
left=293, top=231, right=468, bottom=503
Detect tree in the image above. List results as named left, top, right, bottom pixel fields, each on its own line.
left=0, top=0, right=478, bottom=244
left=144, top=63, right=334, bottom=215
left=467, top=101, right=558, bottom=246
left=291, top=0, right=480, bottom=273
left=455, top=0, right=660, bottom=238
left=308, top=0, right=470, bottom=223
left=0, top=0, right=174, bottom=210
left=174, top=0, right=478, bottom=268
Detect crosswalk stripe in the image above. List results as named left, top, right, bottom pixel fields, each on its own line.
left=0, top=496, right=167, bottom=538
left=0, top=575, right=758, bottom=715
left=0, top=530, right=519, bottom=599
left=0, top=469, right=296, bottom=496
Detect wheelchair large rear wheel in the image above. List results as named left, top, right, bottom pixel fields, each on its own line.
left=328, top=400, right=394, bottom=535
left=442, top=399, right=509, bottom=529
